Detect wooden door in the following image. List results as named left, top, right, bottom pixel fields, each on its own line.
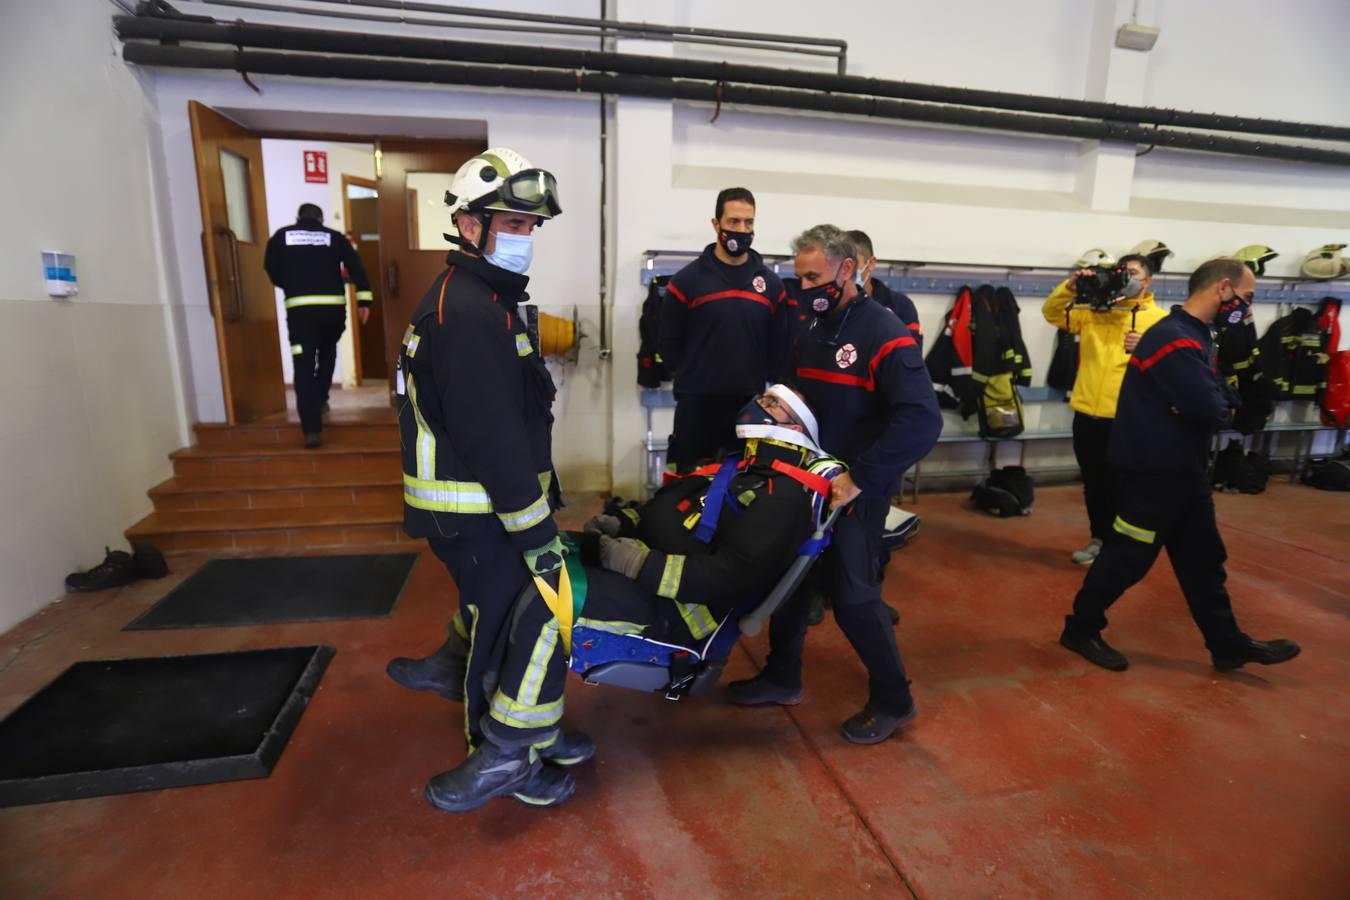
left=342, top=175, right=385, bottom=384
left=375, top=139, right=486, bottom=392
left=188, top=101, right=285, bottom=424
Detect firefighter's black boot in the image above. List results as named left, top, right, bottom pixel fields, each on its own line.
left=131, top=542, right=169, bottom=579
left=64, top=548, right=136, bottom=593
left=424, top=741, right=538, bottom=814
left=386, top=638, right=466, bottom=702
left=539, top=731, right=595, bottom=767
left=511, top=762, right=577, bottom=808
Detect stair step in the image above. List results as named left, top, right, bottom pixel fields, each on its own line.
left=126, top=500, right=416, bottom=553
left=149, top=473, right=400, bottom=512
left=170, top=440, right=400, bottom=478
left=194, top=411, right=397, bottom=447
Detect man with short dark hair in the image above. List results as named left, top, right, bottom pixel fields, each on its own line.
left=846, top=229, right=923, bottom=351
left=264, top=203, right=374, bottom=447
left=659, top=187, right=788, bottom=471
left=1059, top=258, right=1301, bottom=673
left=1043, top=252, right=1166, bottom=564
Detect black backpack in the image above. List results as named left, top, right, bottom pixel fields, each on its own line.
left=971, top=465, right=1035, bottom=517
left=1212, top=440, right=1268, bottom=494
left=637, top=276, right=672, bottom=388
left=1303, top=458, right=1350, bottom=491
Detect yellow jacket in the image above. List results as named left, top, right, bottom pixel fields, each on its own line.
left=1042, top=279, right=1167, bottom=418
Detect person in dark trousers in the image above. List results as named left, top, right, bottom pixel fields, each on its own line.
left=1059, top=258, right=1301, bottom=673
left=1042, top=253, right=1166, bottom=564
left=728, top=225, right=943, bottom=745
left=659, top=187, right=788, bottom=471
left=382, top=147, right=587, bottom=814
left=846, top=229, right=923, bottom=351
left=263, top=203, right=373, bottom=448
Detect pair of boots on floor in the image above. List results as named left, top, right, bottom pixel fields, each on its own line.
left=387, top=637, right=591, bottom=814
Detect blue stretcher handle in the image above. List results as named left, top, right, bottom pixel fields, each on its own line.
left=738, top=506, right=843, bottom=637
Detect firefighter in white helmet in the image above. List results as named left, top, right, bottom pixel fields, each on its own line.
left=384, top=148, right=587, bottom=813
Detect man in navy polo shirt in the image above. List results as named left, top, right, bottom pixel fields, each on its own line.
left=659, top=187, right=788, bottom=471
left=728, top=224, right=942, bottom=745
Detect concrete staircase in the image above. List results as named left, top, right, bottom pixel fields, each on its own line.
left=126, top=408, right=416, bottom=553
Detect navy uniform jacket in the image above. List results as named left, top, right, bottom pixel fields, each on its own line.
left=264, top=219, right=373, bottom=311
left=1109, top=306, right=1233, bottom=478
left=397, top=251, right=561, bottom=572
left=792, top=293, right=943, bottom=497
left=659, top=244, right=788, bottom=396
left=869, top=279, right=924, bottom=353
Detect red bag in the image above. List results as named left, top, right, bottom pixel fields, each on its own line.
left=1320, top=299, right=1350, bottom=428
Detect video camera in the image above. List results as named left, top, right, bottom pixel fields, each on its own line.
left=1074, top=264, right=1140, bottom=311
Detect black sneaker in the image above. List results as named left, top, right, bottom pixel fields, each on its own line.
left=1059, top=628, right=1129, bottom=671
left=1212, top=637, right=1301, bottom=671
left=303, top=432, right=322, bottom=449
left=539, top=731, right=595, bottom=767
left=841, top=700, right=918, bottom=745
left=64, top=548, right=136, bottom=593
left=386, top=640, right=466, bottom=702
left=511, top=762, right=577, bottom=809
left=131, top=542, right=169, bottom=579
left=725, top=673, right=802, bottom=706
left=425, top=742, right=537, bottom=814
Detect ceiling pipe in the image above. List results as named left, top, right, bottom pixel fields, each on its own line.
left=116, top=13, right=1350, bottom=143
left=117, top=41, right=1350, bottom=167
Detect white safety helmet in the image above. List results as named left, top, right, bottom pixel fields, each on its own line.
left=1125, top=239, right=1174, bottom=274
left=444, top=147, right=562, bottom=222
left=1300, top=244, right=1349, bottom=280
left=1074, top=248, right=1116, bottom=269
left=735, top=384, right=823, bottom=456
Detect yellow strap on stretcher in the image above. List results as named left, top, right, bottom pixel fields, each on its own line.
left=532, top=566, right=575, bottom=655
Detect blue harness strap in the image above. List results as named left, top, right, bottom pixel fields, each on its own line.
left=693, top=455, right=742, bottom=544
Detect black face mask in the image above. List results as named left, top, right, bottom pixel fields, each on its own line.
left=1215, top=288, right=1250, bottom=336
left=718, top=229, right=754, bottom=257
left=798, top=263, right=849, bottom=318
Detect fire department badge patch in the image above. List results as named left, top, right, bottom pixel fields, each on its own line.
left=752, top=275, right=767, bottom=293
left=836, top=343, right=858, bottom=368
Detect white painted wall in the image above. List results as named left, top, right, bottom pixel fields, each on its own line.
left=0, top=0, right=188, bottom=633
left=260, top=139, right=376, bottom=387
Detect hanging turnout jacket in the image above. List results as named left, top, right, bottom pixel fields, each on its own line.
left=927, top=285, right=1033, bottom=428
left=1319, top=298, right=1350, bottom=428
left=659, top=244, right=788, bottom=396
left=1214, top=311, right=1274, bottom=434
left=1259, top=306, right=1330, bottom=401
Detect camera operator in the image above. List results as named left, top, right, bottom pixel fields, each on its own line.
left=1043, top=253, right=1166, bottom=566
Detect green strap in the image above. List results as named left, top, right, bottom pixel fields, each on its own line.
left=562, top=552, right=588, bottom=623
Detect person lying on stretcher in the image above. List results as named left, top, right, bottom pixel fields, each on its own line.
left=394, top=384, right=844, bottom=813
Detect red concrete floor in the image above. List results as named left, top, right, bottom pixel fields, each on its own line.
left=0, top=482, right=1346, bottom=898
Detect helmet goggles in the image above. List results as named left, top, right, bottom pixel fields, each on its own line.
left=462, top=168, right=562, bottom=219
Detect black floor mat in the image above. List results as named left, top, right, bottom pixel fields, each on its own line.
left=126, top=552, right=418, bottom=630
left=0, top=645, right=333, bottom=807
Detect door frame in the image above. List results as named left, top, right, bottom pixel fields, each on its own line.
left=341, top=172, right=379, bottom=385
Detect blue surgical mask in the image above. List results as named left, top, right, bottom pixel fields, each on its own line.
left=485, top=231, right=534, bottom=274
